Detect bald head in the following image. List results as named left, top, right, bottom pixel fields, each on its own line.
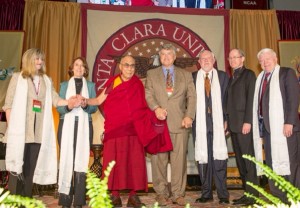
left=120, top=55, right=135, bottom=64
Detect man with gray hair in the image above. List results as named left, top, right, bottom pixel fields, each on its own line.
left=253, top=48, right=300, bottom=202
left=192, top=50, right=229, bottom=205
left=145, top=43, right=196, bottom=206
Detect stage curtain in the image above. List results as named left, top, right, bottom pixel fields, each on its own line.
left=230, top=9, right=280, bottom=76
left=276, top=11, right=300, bottom=40
left=23, top=0, right=81, bottom=90
left=0, top=0, right=25, bottom=30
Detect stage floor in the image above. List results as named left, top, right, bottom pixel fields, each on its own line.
left=36, top=189, right=246, bottom=208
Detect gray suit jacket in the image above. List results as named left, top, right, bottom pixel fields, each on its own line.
left=145, top=66, right=196, bottom=133
left=262, top=67, right=300, bottom=133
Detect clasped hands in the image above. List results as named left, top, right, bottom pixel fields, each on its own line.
left=155, top=107, right=193, bottom=129
left=67, top=94, right=87, bottom=110
left=155, top=107, right=167, bottom=120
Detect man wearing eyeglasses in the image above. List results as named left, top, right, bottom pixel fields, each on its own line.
left=192, top=50, right=229, bottom=205
left=145, top=44, right=196, bottom=206
left=225, top=48, right=258, bottom=206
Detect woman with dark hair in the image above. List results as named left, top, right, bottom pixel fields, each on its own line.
left=56, top=57, right=97, bottom=208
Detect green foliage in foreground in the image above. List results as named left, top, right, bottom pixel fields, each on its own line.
left=0, top=188, right=45, bottom=208
left=86, top=161, right=115, bottom=208
left=243, top=155, right=300, bottom=207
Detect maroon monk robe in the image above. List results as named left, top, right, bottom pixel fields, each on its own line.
left=102, top=74, right=172, bottom=191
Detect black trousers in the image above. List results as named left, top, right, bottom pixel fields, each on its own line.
left=197, top=132, right=229, bottom=199
left=262, top=124, right=300, bottom=202
left=58, top=172, right=87, bottom=207
left=8, top=143, right=41, bottom=197
left=231, top=132, right=259, bottom=196
left=57, top=119, right=93, bottom=206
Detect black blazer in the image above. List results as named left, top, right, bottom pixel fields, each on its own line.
left=262, top=67, right=300, bottom=133
left=192, top=69, right=229, bottom=139
left=225, top=67, right=256, bottom=133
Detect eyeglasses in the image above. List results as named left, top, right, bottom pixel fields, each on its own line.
left=228, top=56, right=242, bottom=61
left=120, top=63, right=135, bottom=68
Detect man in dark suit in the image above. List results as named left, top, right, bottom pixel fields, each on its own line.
left=145, top=44, right=196, bottom=206
left=225, top=48, right=258, bottom=205
left=192, top=50, right=229, bottom=205
left=253, top=48, right=300, bottom=202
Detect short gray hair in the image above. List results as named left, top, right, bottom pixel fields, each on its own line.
left=159, top=43, right=176, bottom=56
left=257, top=48, right=277, bottom=59
left=199, top=50, right=215, bottom=59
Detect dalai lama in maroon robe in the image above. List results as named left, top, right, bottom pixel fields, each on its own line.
left=87, top=55, right=172, bottom=208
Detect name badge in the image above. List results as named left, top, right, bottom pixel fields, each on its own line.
left=32, top=100, right=42, bottom=112
left=166, top=87, right=173, bottom=97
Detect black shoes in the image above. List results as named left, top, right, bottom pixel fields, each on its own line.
left=195, top=197, right=213, bottom=203
left=219, top=198, right=230, bottom=204
left=232, top=195, right=255, bottom=205
left=232, top=195, right=245, bottom=203
left=195, top=197, right=229, bottom=204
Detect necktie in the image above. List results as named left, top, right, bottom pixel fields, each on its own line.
left=259, top=72, right=271, bottom=116
left=205, top=72, right=210, bottom=97
left=166, top=69, right=173, bottom=96
left=166, top=69, right=173, bottom=88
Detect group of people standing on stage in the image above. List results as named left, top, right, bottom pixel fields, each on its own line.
left=2, top=44, right=299, bottom=208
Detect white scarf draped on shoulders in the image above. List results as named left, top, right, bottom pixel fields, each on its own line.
left=58, top=77, right=90, bottom=194
left=252, top=65, right=290, bottom=176
left=195, top=68, right=228, bottom=164
left=6, top=72, right=57, bottom=184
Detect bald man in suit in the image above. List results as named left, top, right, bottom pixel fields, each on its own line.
left=145, top=43, right=196, bottom=206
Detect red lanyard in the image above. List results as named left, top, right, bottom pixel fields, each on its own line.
left=33, top=78, right=40, bottom=95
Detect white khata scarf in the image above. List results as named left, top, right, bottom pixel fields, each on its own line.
left=58, top=77, right=90, bottom=194
left=6, top=72, right=57, bottom=184
left=195, top=69, right=228, bottom=164
left=252, top=65, right=290, bottom=176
